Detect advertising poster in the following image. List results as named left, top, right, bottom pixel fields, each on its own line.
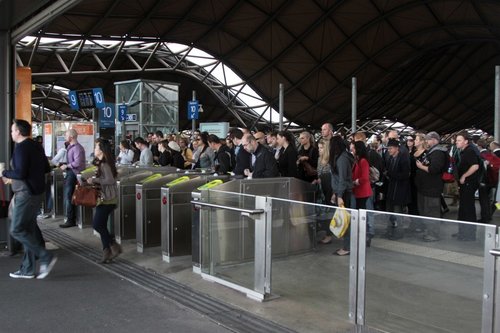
left=43, top=123, right=53, bottom=157
left=72, top=123, right=95, bottom=162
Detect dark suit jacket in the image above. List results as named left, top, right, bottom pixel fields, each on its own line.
left=233, top=144, right=251, bottom=175
left=251, top=144, right=279, bottom=178
left=277, top=145, right=298, bottom=178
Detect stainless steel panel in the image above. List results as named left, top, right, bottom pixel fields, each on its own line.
left=77, top=206, right=93, bottom=228
left=114, top=170, right=154, bottom=242
left=163, top=175, right=231, bottom=261
left=136, top=173, right=180, bottom=251
left=51, top=169, right=65, bottom=218
left=191, top=191, right=203, bottom=269
left=135, top=186, right=144, bottom=251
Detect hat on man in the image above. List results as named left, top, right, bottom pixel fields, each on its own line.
left=168, top=141, right=181, bottom=152
left=387, top=138, right=400, bottom=147
left=425, top=131, right=440, bottom=141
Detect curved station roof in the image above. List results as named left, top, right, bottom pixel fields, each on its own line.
left=12, top=0, right=500, bottom=134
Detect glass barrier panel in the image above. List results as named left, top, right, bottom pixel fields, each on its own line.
left=207, top=189, right=257, bottom=210
left=269, top=198, right=356, bottom=332
left=200, top=191, right=258, bottom=292
left=363, top=210, right=495, bottom=333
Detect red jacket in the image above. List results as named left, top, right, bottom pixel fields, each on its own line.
left=352, top=158, right=373, bottom=199
left=480, top=150, right=500, bottom=185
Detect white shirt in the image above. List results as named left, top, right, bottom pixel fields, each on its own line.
left=138, top=147, right=153, bottom=166
left=51, top=147, right=67, bottom=166
left=118, top=149, right=134, bottom=165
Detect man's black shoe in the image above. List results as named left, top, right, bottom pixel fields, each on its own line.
left=59, top=222, right=76, bottom=228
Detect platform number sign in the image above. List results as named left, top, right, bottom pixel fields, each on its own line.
left=99, top=103, right=115, bottom=128
left=69, top=88, right=105, bottom=110
left=92, top=88, right=105, bottom=109
left=188, top=100, right=199, bottom=120
left=68, top=90, right=79, bottom=110
left=118, top=104, right=128, bottom=122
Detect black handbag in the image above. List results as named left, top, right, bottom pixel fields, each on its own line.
left=302, top=160, right=318, bottom=177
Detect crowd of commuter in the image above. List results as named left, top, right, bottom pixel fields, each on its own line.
left=134, top=126, right=498, bottom=255
left=65, top=126, right=500, bottom=257
left=3, top=120, right=500, bottom=278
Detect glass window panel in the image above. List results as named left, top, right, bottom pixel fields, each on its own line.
left=364, top=210, right=494, bottom=333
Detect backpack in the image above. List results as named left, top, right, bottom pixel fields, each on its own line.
left=480, top=151, right=500, bottom=186
left=441, top=154, right=456, bottom=183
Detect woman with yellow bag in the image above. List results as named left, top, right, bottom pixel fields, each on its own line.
left=329, top=136, right=353, bottom=256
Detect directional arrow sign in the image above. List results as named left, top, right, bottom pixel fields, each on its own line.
left=187, top=100, right=199, bottom=120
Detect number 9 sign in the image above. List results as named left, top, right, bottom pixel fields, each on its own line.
left=68, top=91, right=79, bottom=110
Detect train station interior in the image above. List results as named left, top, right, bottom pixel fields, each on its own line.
left=1, top=1, right=500, bottom=332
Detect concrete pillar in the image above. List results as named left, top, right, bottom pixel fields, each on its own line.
left=494, top=66, right=499, bottom=140
left=0, top=30, right=13, bottom=201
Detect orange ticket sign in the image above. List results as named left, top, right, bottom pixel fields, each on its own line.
left=72, top=124, right=94, bottom=136
left=44, top=123, right=52, bottom=135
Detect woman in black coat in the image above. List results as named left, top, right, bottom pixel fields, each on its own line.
left=276, top=130, right=298, bottom=178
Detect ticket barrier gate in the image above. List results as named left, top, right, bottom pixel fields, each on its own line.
left=50, top=168, right=65, bottom=218
left=136, top=173, right=184, bottom=252
left=161, top=177, right=229, bottom=263
left=100, top=167, right=152, bottom=236
left=191, top=177, right=316, bottom=273
left=114, top=171, right=153, bottom=243
left=114, top=167, right=179, bottom=243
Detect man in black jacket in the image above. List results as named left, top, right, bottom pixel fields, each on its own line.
left=208, top=134, right=232, bottom=174
left=1, top=119, right=57, bottom=279
left=415, top=131, right=448, bottom=241
left=241, top=134, right=279, bottom=178
left=229, top=128, right=251, bottom=176
left=385, top=138, right=411, bottom=240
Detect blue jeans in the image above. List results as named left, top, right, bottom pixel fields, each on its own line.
left=64, top=169, right=77, bottom=223
left=10, top=192, right=52, bottom=275
left=93, top=204, right=116, bottom=250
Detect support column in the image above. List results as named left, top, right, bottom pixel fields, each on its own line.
left=494, top=66, right=499, bottom=140
left=278, top=83, right=284, bottom=131
left=0, top=30, right=13, bottom=201
left=352, top=77, right=357, bottom=134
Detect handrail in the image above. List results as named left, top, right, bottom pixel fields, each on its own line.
left=489, top=249, right=500, bottom=256
left=190, top=200, right=264, bottom=216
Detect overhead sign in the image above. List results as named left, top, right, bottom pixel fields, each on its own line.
left=118, top=104, right=128, bottom=122
left=76, top=89, right=96, bottom=108
left=92, top=88, right=105, bottom=109
left=68, top=91, right=79, bottom=110
left=199, top=122, right=230, bottom=139
left=68, top=87, right=105, bottom=110
left=126, top=114, right=137, bottom=122
left=99, top=103, right=115, bottom=128
left=187, top=100, right=199, bottom=120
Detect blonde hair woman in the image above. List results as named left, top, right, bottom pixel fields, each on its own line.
left=314, top=139, right=334, bottom=244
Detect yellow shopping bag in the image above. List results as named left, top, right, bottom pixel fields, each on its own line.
left=329, top=204, right=351, bottom=238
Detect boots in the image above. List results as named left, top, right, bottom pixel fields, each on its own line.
left=99, top=248, right=112, bottom=264
left=110, top=242, right=122, bottom=259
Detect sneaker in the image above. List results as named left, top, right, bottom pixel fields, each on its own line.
left=9, top=270, right=35, bottom=279
left=37, top=256, right=57, bottom=279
